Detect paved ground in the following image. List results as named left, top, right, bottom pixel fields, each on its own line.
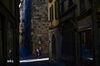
left=20, top=61, right=66, bottom=66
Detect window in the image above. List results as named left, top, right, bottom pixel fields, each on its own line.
left=80, top=0, right=91, bottom=13
left=63, top=0, right=69, bottom=12
left=96, top=0, right=100, bottom=10
left=50, top=5, right=53, bottom=21
left=60, top=3, right=64, bottom=15
left=80, top=0, right=85, bottom=13
left=9, top=0, right=13, bottom=10
left=68, top=0, right=73, bottom=7
left=9, top=0, right=15, bottom=15
left=55, top=1, right=59, bottom=19
left=85, top=0, right=91, bottom=10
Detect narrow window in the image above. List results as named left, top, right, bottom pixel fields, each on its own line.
left=50, top=5, right=53, bottom=21
left=80, top=0, right=86, bottom=13
left=55, top=1, right=58, bottom=19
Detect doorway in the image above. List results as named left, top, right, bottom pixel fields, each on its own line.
left=80, top=30, right=95, bottom=66
left=52, top=35, right=56, bottom=60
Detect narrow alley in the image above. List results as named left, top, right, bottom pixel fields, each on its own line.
left=0, top=0, right=100, bottom=66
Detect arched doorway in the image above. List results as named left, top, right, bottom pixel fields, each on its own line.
left=52, top=34, right=56, bottom=60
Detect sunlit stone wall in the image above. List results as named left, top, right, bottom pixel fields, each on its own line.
left=31, top=0, right=49, bottom=58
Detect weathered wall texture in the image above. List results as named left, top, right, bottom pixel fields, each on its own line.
left=31, top=0, right=49, bottom=57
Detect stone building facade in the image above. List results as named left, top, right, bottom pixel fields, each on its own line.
left=31, top=0, right=49, bottom=58
left=48, top=0, right=62, bottom=61
left=58, top=0, right=100, bottom=66
left=0, top=0, right=20, bottom=65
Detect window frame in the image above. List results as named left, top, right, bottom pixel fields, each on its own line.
left=50, top=5, right=53, bottom=21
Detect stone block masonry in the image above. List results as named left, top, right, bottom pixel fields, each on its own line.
left=31, top=0, right=49, bottom=58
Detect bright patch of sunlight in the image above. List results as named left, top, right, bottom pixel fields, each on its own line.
left=7, top=58, right=49, bottom=63
left=20, top=58, right=49, bottom=63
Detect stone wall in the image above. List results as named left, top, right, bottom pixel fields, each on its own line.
left=31, top=0, right=49, bottom=58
